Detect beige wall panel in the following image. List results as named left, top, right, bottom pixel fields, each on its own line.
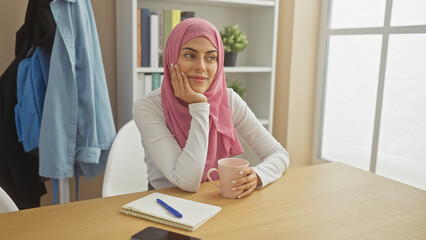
left=0, top=1, right=27, bottom=74
left=274, top=0, right=321, bottom=166
left=286, top=0, right=321, bottom=166
left=273, top=0, right=294, bottom=149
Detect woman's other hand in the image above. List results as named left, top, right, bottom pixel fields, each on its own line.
left=170, top=63, right=207, bottom=104
left=232, top=167, right=262, bottom=199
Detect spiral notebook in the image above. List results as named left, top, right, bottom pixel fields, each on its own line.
left=121, top=192, right=221, bottom=231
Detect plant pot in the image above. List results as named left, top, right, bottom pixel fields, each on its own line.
left=224, top=52, right=238, bottom=66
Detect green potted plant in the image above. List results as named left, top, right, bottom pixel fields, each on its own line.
left=226, top=78, right=246, bottom=99
left=220, top=24, right=248, bottom=66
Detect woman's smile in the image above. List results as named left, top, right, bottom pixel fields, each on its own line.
left=189, top=75, right=208, bottom=84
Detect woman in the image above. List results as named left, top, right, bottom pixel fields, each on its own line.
left=133, top=18, right=289, bottom=198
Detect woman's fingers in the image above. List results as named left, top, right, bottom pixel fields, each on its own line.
left=170, top=63, right=185, bottom=99
left=181, top=71, right=192, bottom=91
left=232, top=177, right=256, bottom=191
left=171, top=63, right=183, bottom=94
left=181, top=72, right=208, bottom=103
left=170, top=63, right=179, bottom=94
left=174, top=64, right=184, bottom=90
left=232, top=168, right=256, bottom=185
left=239, top=167, right=254, bottom=176
left=232, top=167, right=258, bottom=199
left=237, top=183, right=255, bottom=198
left=170, top=63, right=207, bottom=103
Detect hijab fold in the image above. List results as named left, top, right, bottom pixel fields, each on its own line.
left=161, top=18, right=244, bottom=182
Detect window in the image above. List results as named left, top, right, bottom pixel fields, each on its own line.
left=314, top=0, right=426, bottom=190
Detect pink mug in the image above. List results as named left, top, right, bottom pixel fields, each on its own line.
left=207, top=158, right=249, bottom=198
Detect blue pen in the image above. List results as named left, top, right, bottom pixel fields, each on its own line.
left=156, top=198, right=183, bottom=218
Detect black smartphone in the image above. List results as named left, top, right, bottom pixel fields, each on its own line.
left=131, top=226, right=202, bottom=240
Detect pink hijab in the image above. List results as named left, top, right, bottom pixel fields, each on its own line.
left=161, top=18, right=244, bottom=182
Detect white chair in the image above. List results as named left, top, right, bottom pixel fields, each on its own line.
left=102, top=120, right=148, bottom=197
left=0, top=186, right=19, bottom=213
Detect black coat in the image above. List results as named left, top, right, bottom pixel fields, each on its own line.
left=0, top=0, right=55, bottom=209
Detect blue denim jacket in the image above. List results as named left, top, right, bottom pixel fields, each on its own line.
left=15, top=48, right=50, bottom=152
left=39, top=0, right=116, bottom=179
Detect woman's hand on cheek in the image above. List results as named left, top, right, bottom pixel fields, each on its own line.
left=170, top=63, right=207, bottom=104
left=232, top=167, right=259, bottom=199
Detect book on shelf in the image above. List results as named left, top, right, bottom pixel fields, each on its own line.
left=144, top=73, right=163, bottom=95
left=171, top=9, right=181, bottom=29
left=137, top=8, right=190, bottom=68
left=151, top=73, right=163, bottom=91
left=157, top=10, right=164, bottom=67
left=150, top=13, right=159, bottom=68
left=181, top=11, right=195, bottom=21
left=163, top=10, right=171, bottom=53
left=140, top=8, right=151, bottom=67
left=137, top=9, right=141, bottom=68
left=121, top=192, right=221, bottom=231
left=163, top=9, right=181, bottom=51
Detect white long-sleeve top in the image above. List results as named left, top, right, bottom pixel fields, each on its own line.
left=132, top=88, right=290, bottom=192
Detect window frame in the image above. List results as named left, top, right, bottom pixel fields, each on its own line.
left=312, top=0, right=426, bottom=172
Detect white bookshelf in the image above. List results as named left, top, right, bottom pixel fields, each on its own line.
left=116, top=0, right=279, bottom=133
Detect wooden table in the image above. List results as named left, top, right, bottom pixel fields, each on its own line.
left=1, top=162, right=425, bottom=239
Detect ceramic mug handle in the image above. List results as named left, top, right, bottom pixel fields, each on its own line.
left=207, top=168, right=220, bottom=190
